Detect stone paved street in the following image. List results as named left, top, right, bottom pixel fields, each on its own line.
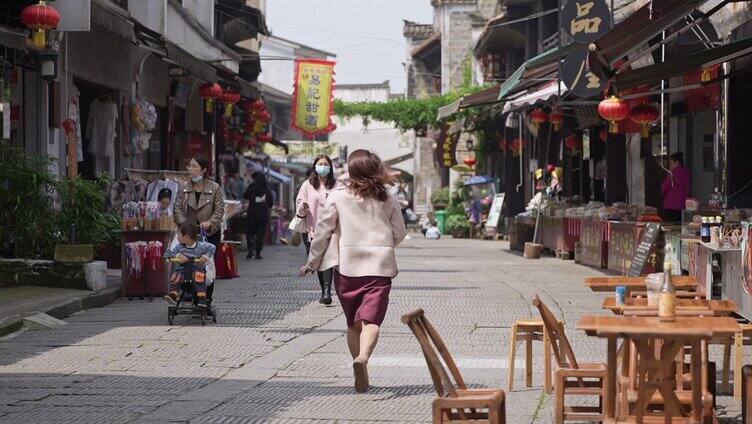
left=0, top=236, right=744, bottom=423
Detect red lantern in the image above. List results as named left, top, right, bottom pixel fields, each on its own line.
left=599, top=129, right=608, bottom=142
left=220, top=89, right=241, bottom=117
left=598, top=96, right=630, bottom=133
left=250, top=99, right=266, bottom=111
left=258, top=133, right=273, bottom=143
left=629, top=103, right=659, bottom=139
left=509, top=138, right=523, bottom=156
left=548, top=110, right=563, bottom=131
left=21, top=1, right=60, bottom=49
left=463, top=156, right=477, bottom=167
left=530, top=108, right=548, bottom=132
left=199, top=83, right=222, bottom=114
left=565, top=134, right=582, bottom=153
left=258, top=110, right=272, bottom=122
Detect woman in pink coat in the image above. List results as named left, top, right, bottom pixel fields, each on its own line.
left=299, top=149, right=407, bottom=393
left=296, top=155, right=339, bottom=304
left=660, top=152, right=691, bottom=222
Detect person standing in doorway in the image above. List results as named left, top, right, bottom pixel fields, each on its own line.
left=244, top=171, right=274, bottom=259
left=660, top=152, right=691, bottom=222
left=296, top=156, right=340, bottom=305
left=299, top=149, right=407, bottom=393
left=173, top=155, right=225, bottom=304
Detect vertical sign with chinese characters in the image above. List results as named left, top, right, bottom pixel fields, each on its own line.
left=292, top=59, right=336, bottom=139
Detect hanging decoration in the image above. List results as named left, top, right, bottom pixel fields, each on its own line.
left=463, top=156, right=477, bottom=167
left=292, top=59, right=336, bottom=138
left=564, top=133, right=582, bottom=153
left=508, top=138, right=523, bottom=156
left=548, top=109, right=563, bottom=132
left=21, top=1, right=60, bottom=49
left=598, top=95, right=629, bottom=133
left=546, top=163, right=556, bottom=173
left=221, top=89, right=241, bottom=118
left=629, top=103, right=659, bottom=139
left=530, top=108, right=548, bottom=132
left=199, top=83, right=222, bottom=114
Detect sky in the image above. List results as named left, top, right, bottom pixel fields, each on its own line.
left=264, top=0, right=434, bottom=95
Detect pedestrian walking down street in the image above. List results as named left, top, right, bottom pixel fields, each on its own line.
left=299, top=149, right=407, bottom=393
left=244, top=171, right=274, bottom=259
left=296, top=155, right=341, bottom=305
left=173, top=155, right=225, bottom=305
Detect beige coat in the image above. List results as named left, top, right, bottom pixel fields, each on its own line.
left=307, top=187, right=407, bottom=278
left=173, top=179, right=225, bottom=236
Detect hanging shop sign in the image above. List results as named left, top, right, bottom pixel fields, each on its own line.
left=562, top=0, right=611, bottom=43
left=561, top=45, right=606, bottom=98
left=292, top=59, right=336, bottom=139
left=435, top=123, right=460, bottom=169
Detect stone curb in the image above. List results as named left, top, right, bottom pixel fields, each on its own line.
left=0, top=287, right=121, bottom=337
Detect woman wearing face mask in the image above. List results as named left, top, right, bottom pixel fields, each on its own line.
left=174, top=156, right=225, bottom=303
left=295, top=155, right=339, bottom=305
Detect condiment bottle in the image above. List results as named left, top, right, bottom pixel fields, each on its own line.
left=701, top=217, right=710, bottom=243
left=659, top=262, right=676, bottom=322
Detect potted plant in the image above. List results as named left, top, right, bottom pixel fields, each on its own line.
left=430, top=187, right=450, bottom=210
left=446, top=214, right=471, bottom=238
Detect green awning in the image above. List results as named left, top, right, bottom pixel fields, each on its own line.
left=497, top=45, right=574, bottom=101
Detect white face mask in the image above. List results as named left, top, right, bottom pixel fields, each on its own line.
left=191, top=175, right=203, bottom=183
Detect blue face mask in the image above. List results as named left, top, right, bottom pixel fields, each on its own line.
left=315, top=165, right=331, bottom=177
left=191, top=175, right=203, bottom=183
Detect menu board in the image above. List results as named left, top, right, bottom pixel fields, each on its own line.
left=627, top=223, right=661, bottom=276
left=486, top=194, right=505, bottom=229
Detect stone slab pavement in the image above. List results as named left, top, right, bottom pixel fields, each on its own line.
left=0, top=236, right=744, bottom=423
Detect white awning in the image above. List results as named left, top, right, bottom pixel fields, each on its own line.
left=502, top=81, right=568, bottom=113
left=437, top=98, right=462, bottom=121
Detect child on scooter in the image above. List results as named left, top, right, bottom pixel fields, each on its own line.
left=163, top=222, right=216, bottom=308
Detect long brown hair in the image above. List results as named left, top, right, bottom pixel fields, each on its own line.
left=309, top=155, right=336, bottom=190
left=347, top=149, right=392, bottom=201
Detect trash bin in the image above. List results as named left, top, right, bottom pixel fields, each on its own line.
left=435, top=210, right=447, bottom=235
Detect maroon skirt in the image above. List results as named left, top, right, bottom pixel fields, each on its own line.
left=334, top=271, right=392, bottom=327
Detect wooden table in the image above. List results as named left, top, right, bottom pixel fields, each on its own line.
left=601, top=297, right=738, bottom=317
left=585, top=275, right=697, bottom=292
left=578, top=315, right=741, bottom=422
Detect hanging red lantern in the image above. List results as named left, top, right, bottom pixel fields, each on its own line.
left=565, top=133, right=582, bottom=153
left=199, top=83, right=222, bottom=114
left=257, top=133, right=273, bottom=143
left=530, top=108, right=548, bottom=132
left=548, top=110, right=563, bottom=132
left=250, top=99, right=266, bottom=111
left=599, top=129, right=608, bottom=142
left=463, top=156, right=477, bottom=167
left=21, top=1, right=60, bottom=49
left=629, top=103, right=660, bottom=139
left=509, top=138, right=523, bottom=156
left=598, top=96, right=630, bottom=133
left=258, top=110, right=272, bottom=122
left=220, top=89, right=241, bottom=117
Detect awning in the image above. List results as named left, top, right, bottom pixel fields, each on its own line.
left=614, top=37, right=752, bottom=89
left=165, top=41, right=218, bottom=83
left=437, top=98, right=462, bottom=120
left=266, top=168, right=292, bottom=185
left=463, top=175, right=495, bottom=186
left=461, top=85, right=501, bottom=108
left=589, top=0, right=710, bottom=75
left=91, top=0, right=137, bottom=43
left=502, top=81, right=568, bottom=112
left=498, top=46, right=574, bottom=101
left=236, top=77, right=260, bottom=99
left=383, top=153, right=414, bottom=167
left=0, top=27, right=30, bottom=52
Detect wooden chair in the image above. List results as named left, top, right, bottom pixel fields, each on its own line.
left=532, top=295, right=607, bottom=424
left=402, top=309, right=506, bottom=424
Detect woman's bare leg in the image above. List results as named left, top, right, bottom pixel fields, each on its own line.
left=356, top=322, right=380, bottom=362
left=346, top=322, right=361, bottom=359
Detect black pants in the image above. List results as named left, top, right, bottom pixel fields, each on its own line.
left=205, top=231, right=221, bottom=303
left=302, top=233, right=311, bottom=255
left=246, top=216, right=268, bottom=256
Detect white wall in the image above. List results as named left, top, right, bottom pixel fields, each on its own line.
left=257, top=37, right=296, bottom=95
left=181, top=0, right=214, bottom=35
left=166, top=3, right=238, bottom=73
left=331, top=85, right=414, bottom=175
left=129, top=0, right=166, bottom=34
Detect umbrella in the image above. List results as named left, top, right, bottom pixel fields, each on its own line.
left=463, top=175, right=494, bottom=186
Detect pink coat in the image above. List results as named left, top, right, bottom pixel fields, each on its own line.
left=296, top=179, right=340, bottom=237
left=661, top=166, right=691, bottom=211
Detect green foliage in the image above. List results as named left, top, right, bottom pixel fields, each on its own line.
left=58, top=175, right=120, bottom=249
left=462, top=50, right=474, bottom=89
left=0, top=145, right=60, bottom=258
left=333, top=85, right=489, bottom=132
left=446, top=201, right=465, bottom=217
left=445, top=213, right=470, bottom=238
left=0, top=145, right=120, bottom=259
left=430, top=187, right=450, bottom=209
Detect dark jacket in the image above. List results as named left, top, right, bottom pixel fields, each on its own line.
left=244, top=183, right=274, bottom=219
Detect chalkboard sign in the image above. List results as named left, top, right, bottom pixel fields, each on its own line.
left=627, top=223, right=661, bottom=276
